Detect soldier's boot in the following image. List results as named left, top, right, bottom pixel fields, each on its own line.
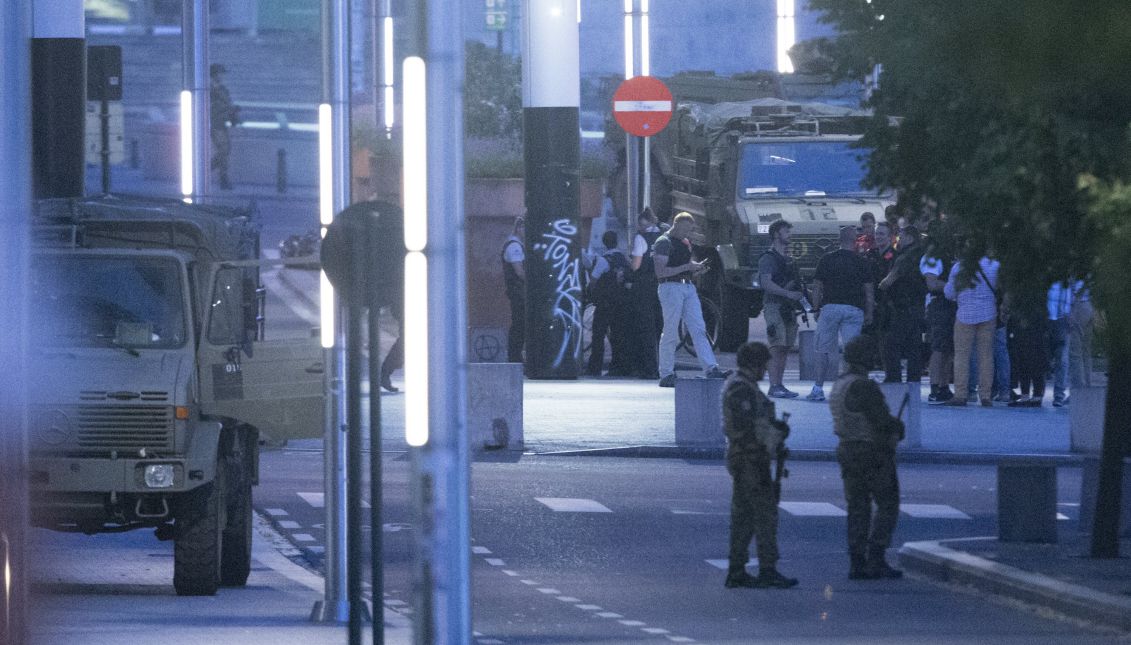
left=866, top=548, right=904, bottom=579
left=724, top=567, right=759, bottom=589
left=848, top=554, right=879, bottom=580
left=754, top=567, right=799, bottom=589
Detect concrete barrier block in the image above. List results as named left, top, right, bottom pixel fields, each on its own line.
left=798, top=329, right=817, bottom=381
left=1070, top=386, right=1107, bottom=452
left=880, top=381, right=922, bottom=450
left=467, top=363, right=523, bottom=451
left=675, top=377, right=725, bottom=447
left=997, top=463, right=1058, bottom=543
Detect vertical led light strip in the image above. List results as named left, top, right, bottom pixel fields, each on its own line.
left=623, top=0, right=633, bottom=79
left=776, top=0, right=796, bottom=74
left=402, top=56, right=429, bottom=447
left=640, top=0, right=649, bottom=76
left=383, top=17, right=395, bottom=130
left=179, top=90, right=193, bottom=198
left=318, top=103, right=335, bottom=348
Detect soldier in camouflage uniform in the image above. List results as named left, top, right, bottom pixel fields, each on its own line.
left=723, top=342, right=799, bottom=589
left=830, top=335, right=906, bottom=580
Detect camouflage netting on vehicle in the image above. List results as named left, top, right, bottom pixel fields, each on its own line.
left=676, top=98, right=874, bottom=148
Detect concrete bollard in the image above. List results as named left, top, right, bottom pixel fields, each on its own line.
left=1069, top=386, right=1107, bottom=452
left=674, top=377, right=726, bottom=447
left=880, top=381, right=921, bottom=450
left=1077, top=456, right=1131, bottom=537
left=467, top=363, right=524, bottom=451
left=798, top=329, right=817, bottom=381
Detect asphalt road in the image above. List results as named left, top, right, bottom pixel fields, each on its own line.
left=256, top=449, right=1121, bottom=644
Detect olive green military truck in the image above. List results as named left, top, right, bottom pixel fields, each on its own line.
left=658, top=98, right=894, bottom=351
left=28, top=195, right=324, bottom=595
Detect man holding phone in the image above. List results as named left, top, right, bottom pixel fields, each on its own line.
left=654, top=212, right=731, bottom=387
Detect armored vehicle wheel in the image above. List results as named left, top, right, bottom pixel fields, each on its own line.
left=173, top=459, right=226, bottom=596
left=716, top=283, right=754, bottom=353
left=220, top=433, right=254, bottom=587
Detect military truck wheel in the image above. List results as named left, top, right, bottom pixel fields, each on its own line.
left=173, top=460, right=226, bottom=596
left=220, top=434, right=253, bottom=587
left=716, top=283, right=752, bottom=353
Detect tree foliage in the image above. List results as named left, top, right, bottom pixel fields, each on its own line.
left=804, top=0, right=1131, bottom=323
left=464, top=41, right=523, bottom=143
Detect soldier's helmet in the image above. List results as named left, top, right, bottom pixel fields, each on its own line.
left=843, top=334, right=877, bottom=368
left=737, top=342, right=771, bottom=370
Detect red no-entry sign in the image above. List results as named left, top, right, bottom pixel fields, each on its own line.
left=612, top=76, right=673, bottom=138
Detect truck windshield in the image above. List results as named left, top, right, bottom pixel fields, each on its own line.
left=738, top=141, right=871, bottom=198
left=31, top=256, right=187, bottom=349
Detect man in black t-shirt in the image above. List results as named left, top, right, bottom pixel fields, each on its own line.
left=808, top=226, right=874, bottom=401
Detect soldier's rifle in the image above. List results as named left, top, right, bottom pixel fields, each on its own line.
left=774, top=412, right=791, bottom=501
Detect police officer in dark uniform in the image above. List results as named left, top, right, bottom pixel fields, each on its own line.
left=626, top=208, right=663, bottom=378
left=723, top=341, right=799, bottom=589
left=830, top=335, right=905, bottom=580
left=209, top=63, right=239, bottom=190
left=502, top=217, right=526, bottom=363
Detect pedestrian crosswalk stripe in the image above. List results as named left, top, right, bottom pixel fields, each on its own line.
left=706, top=558, right=757, bottom=570
left=292, top=533, right=316, bottom=542
left=595, top=612, right=623, bottom=619
left=472, top=546, right=492, bottom=554
left=535, top=497, right=612, bottom=513
left=265, top=508, right=288, bottom=517
left=1057, top=513, right=1070, bottom=520
left=779, top=501, right=847, bottom=517
left=298, top=492, right=370, bottom=508
left=277, top=520, right=301, bottom=529
left=900, top=504, right=971, bottom=520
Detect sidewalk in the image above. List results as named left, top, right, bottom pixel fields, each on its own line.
left=29, top=515, right=411, bottom=644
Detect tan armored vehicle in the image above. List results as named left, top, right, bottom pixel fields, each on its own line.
left=28, top=195, right=324, bottom=595
left=660, top=98, right=894, bottom=351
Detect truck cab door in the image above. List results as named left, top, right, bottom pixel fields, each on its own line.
left=198, top=259, right=324, bottom=442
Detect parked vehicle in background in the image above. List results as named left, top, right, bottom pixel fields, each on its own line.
left=27, top=195, right=324, bottom=595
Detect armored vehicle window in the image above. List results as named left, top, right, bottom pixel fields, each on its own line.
left=738, top=141, right=870, bottom=199
left=207, top=267, right=248, bottom=346
left=31, top=256, right=187, bottom=349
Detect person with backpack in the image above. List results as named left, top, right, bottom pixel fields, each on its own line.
left=586, top=231, right=631, bottom=376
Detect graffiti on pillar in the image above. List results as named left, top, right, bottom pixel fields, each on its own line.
left=533, top=218, right=583, bottom=367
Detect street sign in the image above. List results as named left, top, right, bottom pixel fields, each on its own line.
left=84, top=101, right=124, bottom=165
left=485, top=0, right=508, bottom=30
left=612, top=76, right=673, bottom=138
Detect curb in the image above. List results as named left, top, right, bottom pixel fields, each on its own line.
left=899, top=539, right=1131, bottom=633
left=534, top=445, right=1084, bottom=466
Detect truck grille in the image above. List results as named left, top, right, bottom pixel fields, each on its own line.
left=747, top=234, right=839, bottom=275
left=74, top=405, right=174, bottom=451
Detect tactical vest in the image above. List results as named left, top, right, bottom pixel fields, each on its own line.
left=829, top=372, right=875, bottom=444
left=633, top=230, right=662, bottom=284
left=759, top=248, right=799, bottom=305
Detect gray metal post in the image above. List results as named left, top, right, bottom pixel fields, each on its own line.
left=182, top=0, right=209, bottom=198
left=406, top=0, right=472, bottom=641
left=1, top=3, right=32, bottom=642
left=312, top=0, right=353, bottom=624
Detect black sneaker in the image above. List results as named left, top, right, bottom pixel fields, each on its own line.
left=380, top=372, right=399, bottom=393
left=704, top=366, right=733, bottom=379
left=724, top=571, right=759, bottom=589
left=658, top=374, right=677, bottom=388
left=768, top=385, right=800, bottom=399
left=754, top=568, right=799, bottom=589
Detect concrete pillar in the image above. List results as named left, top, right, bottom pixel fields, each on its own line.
left=521, top=0, right=582, bottom=379
left=675, top=377, right=726, bottom=447
left=32, top=0, right=85, bottom=199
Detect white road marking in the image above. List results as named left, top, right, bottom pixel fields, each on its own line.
left=619, top=620, right=646, bottom=626
left=276, top=520, right=302, bottom=529
left=520, top=580, right=539, bottom=586
left=501, top=570, right=519, bottom=576
left=291, top=533, right=316, bottom=542
left=265, top=508, right=288, bottom=517
left=472, top=546, right=492, bottom=554
left=1057, top=513, right=1070, bottom=520
left=535, top=497, right=612, bottom=513
left=668, top=637, right=695, bottom=643
left=537, top=588, right=561, bottom=595
left=484, top=558, right=506, bottom=566
left=900, top=504, right=972, bottom=520
left=305, top=546, right=325, bottom=555
left=595, top=612, right=623, bottom=619
left=779, top=501, right=847, bottom=517
left=298, top=492, right=369, bottom=508
left=671, top=510, right=727, bottom=516
left=575, top=604, right=602, bottom=611
left=643, top=627, right=670, bottom=634
left=706, top=558, right=757, bottom=570
left=556, top=596, right=581, bottom=603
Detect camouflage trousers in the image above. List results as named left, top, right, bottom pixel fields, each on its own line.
left=837, top=441, right=900, bottom=559
left=727, top=458, right=780, bottom=572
